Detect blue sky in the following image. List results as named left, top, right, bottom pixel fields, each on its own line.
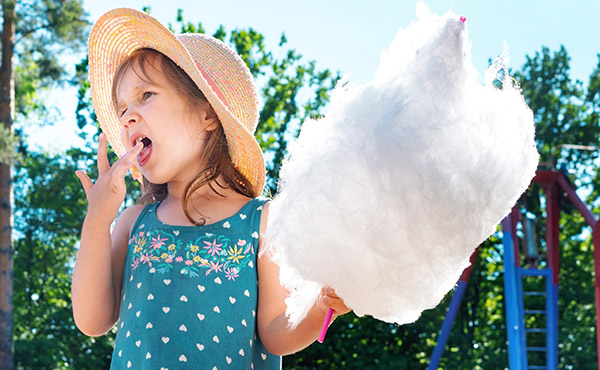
left=31, top=0, right=600, bottom=152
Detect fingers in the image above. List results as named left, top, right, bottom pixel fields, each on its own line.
left=75, top=170, right=93, bottom=196
left=97, top=133, right=111, bottom=174
left=320, top=287, right=351, bottom=315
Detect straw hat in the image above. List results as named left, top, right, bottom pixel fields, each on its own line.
left=88, top=8, right=265, bottom=196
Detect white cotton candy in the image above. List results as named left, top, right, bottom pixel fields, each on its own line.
left=265, top=4, right=539, bottom=328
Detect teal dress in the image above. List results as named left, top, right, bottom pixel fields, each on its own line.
left=110, top=198, right=281, bottom=369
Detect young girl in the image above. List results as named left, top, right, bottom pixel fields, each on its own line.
left=71, top=8, right=350, bottom=369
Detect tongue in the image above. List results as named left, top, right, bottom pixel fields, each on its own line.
left=137, top=143, right=152, bottom=165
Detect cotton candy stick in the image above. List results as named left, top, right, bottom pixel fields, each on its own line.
left=317, top=308, right=335, bottom=343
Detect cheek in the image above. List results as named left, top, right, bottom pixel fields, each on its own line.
left=120, top=126, right=130, bottom=150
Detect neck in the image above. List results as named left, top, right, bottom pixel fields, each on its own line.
left=165, top=175, right=239, bottom=204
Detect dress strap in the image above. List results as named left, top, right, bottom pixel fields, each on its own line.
left=128, top=202, right=158, bottom=239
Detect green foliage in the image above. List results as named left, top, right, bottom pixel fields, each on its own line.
left=513, top=46, right=600, bottom=177
left=12, top=0, right=89, bottom=122
left=13, top=147, right=115, bottom=369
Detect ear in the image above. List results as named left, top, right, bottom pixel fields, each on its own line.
left=201, top=105, right=220, bottom=132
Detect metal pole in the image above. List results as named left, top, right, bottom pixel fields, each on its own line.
left=428, top=249, right=479, bottom=369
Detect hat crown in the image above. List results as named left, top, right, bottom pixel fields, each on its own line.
left=175, top=33, right=260, bottom=135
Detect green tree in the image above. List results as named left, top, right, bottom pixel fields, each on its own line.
left=1, top=1, right=88, bottom=368
left=14, top=147, right=115, bottom=369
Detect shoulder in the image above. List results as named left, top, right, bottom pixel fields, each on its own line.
left=258, top=199, right=271, bottom=235
left=113, top=204, right=146, bottom=237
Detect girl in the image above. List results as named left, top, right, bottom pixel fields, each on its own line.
left=71, top=8, right=350, bottom=369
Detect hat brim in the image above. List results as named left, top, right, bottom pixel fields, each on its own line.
left=88, top=8, right=266, bottom=196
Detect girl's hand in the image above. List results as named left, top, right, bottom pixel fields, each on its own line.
left=75, top=133, right=143, bottom=226
left=318, top=286, right=351, bottom=317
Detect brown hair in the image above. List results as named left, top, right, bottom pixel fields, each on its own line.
left=112, top=48, right=254, bottom=225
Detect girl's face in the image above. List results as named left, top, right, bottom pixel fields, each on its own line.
left=115, top=57, right=218, bottom=186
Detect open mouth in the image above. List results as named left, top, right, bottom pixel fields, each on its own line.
left=134, top=136, right=153, bottom=166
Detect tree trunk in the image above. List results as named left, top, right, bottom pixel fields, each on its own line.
left=0, top=1, right=15, bottom=369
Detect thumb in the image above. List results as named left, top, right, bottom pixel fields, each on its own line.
left=75, top=170, right=93, bottom=197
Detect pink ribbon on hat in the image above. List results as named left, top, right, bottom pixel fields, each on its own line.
left=196, top=63, right=231, bottom=110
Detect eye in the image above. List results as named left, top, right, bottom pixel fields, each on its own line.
left=119, top=107, right=127, bottom=118
left=142, top=91, right=154, bottom=100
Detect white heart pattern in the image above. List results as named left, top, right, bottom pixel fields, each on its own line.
left=241, top=319, right=247, bottom=327
left=162, top=337, right=170, bottom=344
left=226, top=356, right=232, bottom=364
left=127, top=361, right=132, bottom=368
left=149, top=267, right=155, bottom=274
left=146, top=352, right=151, bottom=359
left=128, top=303, right=132, bottom=309
left=162, top=307, right=170, bottom=313
left=227, top=326, right=234, bottom=333
left=214, top=277, right=222, bottom=284
left=223, top=221, right=231, bottom=228
left=248, top=261, right=254, bottom=268
left=252, top=231, right=259, bottom=239
left=173, top=230, right=179, bottom=236
left=197, top=343, right=204, bottom=351
left=213, top=335, right=220, bottom=343
left=118, top=350, right=122, bottom=357
left=135, top=340, right=141, bottom=347
left=239, top=349, right=245, bottom=356
left=180, top=295, right=188, bottom=302
left=146, top=322, right=153, bottom=329
left=147, top=293, right=154, bottom=300
left=197, top=313, right=205, bottom=321
left=140, top=224, right=145, bottom=228
left=137, top=282, right=142, bottom=289
left=229, top=296, right=236, bottom=304
left=136, top=311, right=141, bottom=317
left=244, top=289, right=250, bottom=297
left=163, top=279, right=171, bottom=285
left=126, top=331, right=131, bottom=338
left=197, top=285, right=205, bottom=292
left=179, top=354, right=187, bottom=362
left=179, top=324, right=187, bottom=332
left=240, top=214, right=247, bottom=219
left=261, top=353, right=267, bottom=360
left=213, top=306, right=220, bottom=313
left=257, top=206, right=263, bottom=211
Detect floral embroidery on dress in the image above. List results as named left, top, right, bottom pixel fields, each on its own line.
left=130, top=230, right=256, bottom=279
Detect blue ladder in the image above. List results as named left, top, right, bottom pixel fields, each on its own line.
left=517, top=268, right=558, bottom=370
left=502, top=218, right=558, bottom=370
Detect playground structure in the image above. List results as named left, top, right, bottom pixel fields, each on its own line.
left=427, top=170, right=600, bottom=370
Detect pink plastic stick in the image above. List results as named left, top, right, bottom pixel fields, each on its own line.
left=317, top=308, right=335, bottom=343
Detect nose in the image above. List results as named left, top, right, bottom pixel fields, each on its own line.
left=121, top=107, right=140, bottom=129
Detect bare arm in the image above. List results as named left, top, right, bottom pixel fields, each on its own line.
left=71, top=133, right=143, bottom=336
left=256, top=202, right=351, bottom=356
left=72, top=205, right=142, bottom=336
